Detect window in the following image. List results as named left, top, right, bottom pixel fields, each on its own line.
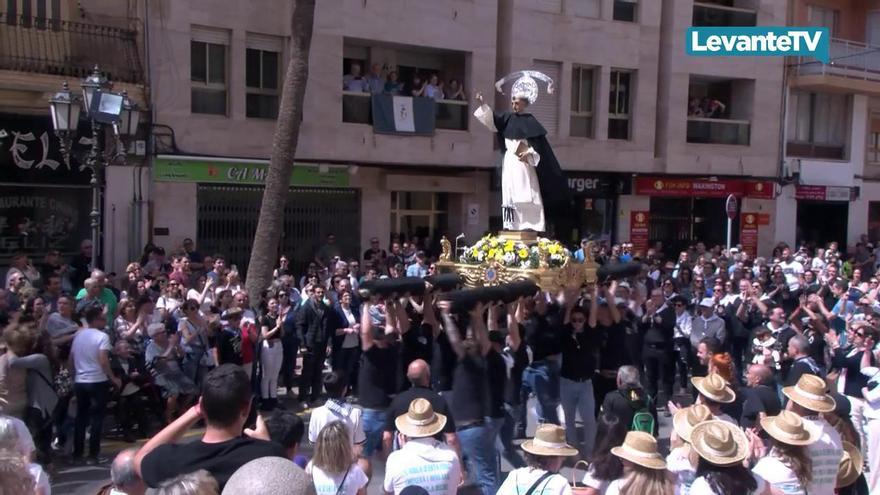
left=390, top=192, right=448, bottom=243
left=807, top=5, right=838, bottom=37
left=787, top=91, right=848, bottom=159
left=608, top=70, right=632, bottom=140
left=191, top=29, right=229, bottom=115
left=246, top=41, right=280, bottom=119
left=530, top=60, right=561, bottom=136
left=570, top=66, right=595, bottom=138
left=869, top=131, right=880, bottom=164
left=613, top=0, right=637, bottom=22
left=568, top=0, right=600, bottom=18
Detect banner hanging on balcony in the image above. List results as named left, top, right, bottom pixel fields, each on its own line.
left=372, top=95, right=435, bottom=135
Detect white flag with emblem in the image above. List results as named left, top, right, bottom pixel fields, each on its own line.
left=392, top=96, right=415, bottom=132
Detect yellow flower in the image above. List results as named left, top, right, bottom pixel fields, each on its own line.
left=490, top=239, right=498, bottom=248
left=518, top=249, right=529, bottom=259
left=548, top=245, right=559, bottom=255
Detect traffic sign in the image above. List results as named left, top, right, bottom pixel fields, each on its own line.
left=725, top=194, right=738, bottom=220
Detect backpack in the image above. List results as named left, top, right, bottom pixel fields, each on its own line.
left=630, top=393, right=655, bottom=434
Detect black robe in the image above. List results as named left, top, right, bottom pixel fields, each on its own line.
left=488, top=110, right=572, bottom=220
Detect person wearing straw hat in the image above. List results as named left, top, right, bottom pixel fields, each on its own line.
left=836, top=441, right=869, bottom=495
left=751, top=411, right=820, bottom=495
left=689, top=420, right=766, bottom=495
left=498, top=424, right=577, bottom=494
left=668, top=404, right=713, bottom=495
left=383, top=398, right=460, bottom=495
left=604, top=431, right=672, bottom=495
left=691, top=373, right=737, bottom=424
left=783, top=373, right=844, bottom=495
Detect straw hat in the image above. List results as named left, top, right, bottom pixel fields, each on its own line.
left=521, top=424, right=578, bottom=457
left=691, top=373, right=735, bottom=404
left=836, top=441, right=863, bottom=488
left=673, top=404, right=713, bottom=444
left=759, top=411, right=820, bottom=446
left=610, top=431, right=667, bottom=470
left=394, top=399, right=446, bottom=438
left=782, top=374, right=836, bottom=413
left=690, top=420, right=749, bottom=467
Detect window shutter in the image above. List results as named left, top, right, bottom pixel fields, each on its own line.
left=532, top=0, right=562, bottom=14
left=192, top=26, right=230, bottom=45
left=529, top=60, right=561, bottom=136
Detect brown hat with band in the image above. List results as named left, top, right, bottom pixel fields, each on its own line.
left=690, top=420, right=749, bottom=467
left=782, top=374, right=836, bottom=413
left=836, top=441, right=863, bottom=488
left=760, top=411, right=820, bottom=446
left=673, top=404, right=714, bottom=444
left=691, top=373, right=736, bottom=404
left=521, top=424, right=578, bottom=457
left=395, top=398, right=446, bottom=439
left=610, top=431, right=667, bottom=470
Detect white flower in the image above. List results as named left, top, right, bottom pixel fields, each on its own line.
left=503, top=252, right=516, bottom=264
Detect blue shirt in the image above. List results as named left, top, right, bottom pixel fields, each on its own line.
left=406, top=263, right=427, bottom=278
left=831, top=299, right=856, bottom=343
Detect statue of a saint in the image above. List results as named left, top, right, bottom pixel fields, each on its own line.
left=473, top=71, right=569, bottom=232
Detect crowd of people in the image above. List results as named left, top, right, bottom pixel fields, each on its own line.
left=343, top=62, right=467, bottom=102
left=0, top=231, right=878, bottom=494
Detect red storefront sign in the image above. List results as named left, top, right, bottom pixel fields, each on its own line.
left=740, top=212, right=759, bottom=257
left=756, top=213, right=771, bottom=226
left=794, top=185, right=854, bottom=202
left=634, top=177, right=775, bottom=199
left=630, top=211, right=650, bottom=255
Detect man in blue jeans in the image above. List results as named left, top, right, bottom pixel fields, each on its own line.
left=516, top=293, right=563, bottom=434
left=70, top=306, right=121, bottom=464
left=442, top=304, right=497, bottom=495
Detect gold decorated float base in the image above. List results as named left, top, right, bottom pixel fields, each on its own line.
left=436, top=233, right=599, bottom=292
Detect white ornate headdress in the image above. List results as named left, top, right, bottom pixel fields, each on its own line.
left=495, top=70, right=555, bottom=105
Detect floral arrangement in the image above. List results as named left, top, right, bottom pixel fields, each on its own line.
left=460, top=235, right=570, bottom=269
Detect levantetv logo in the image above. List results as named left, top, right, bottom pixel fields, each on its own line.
left=686, top=27, right=829, bottom=63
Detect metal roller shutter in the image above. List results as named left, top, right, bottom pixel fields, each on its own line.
left=529, top=60, right=561, bottom=137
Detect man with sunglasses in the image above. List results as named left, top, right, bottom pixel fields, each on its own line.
left=829, top=322, right=877, bottom=454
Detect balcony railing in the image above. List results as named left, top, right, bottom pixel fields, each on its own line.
left=791, top=39, right=880, bottom=84
left=342, top=91, right=469, bottom=131
left=687, top=117, right=750, bottom=145
left=0, top=14, right=144, bottom=83
left=692, top=2, right=757, bottom=27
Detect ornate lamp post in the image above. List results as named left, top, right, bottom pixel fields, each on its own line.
left=48, top=66, right=141, bottom=270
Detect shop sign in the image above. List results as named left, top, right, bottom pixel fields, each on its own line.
left=740, top=212, right=759, bottom=257
left=154, top=157, right=350, bottom=187
left=0, top=114, right=92, bottom=185
left=794, top=185, right=854, bottom=202
left=633, top=177, right=775, bottom=199
left=630, top=211, right=650, bottom=255
left=566, top=174, right=623, bottom=196
left=756, top=213, right=771, bottom=226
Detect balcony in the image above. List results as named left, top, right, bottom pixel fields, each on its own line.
left=0, top=14, right=143, bottom=84
left=790, top=39, right=880, bottom=95
left=692, top=2, right=757, bottom=27
left=687, top=117, right=751, bottom=145
left=342, top=91, right=468, bottom=131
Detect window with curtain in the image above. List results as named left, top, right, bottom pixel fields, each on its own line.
left=787, top=91, right=848, bottom=159
left=609, top=70, right=633, bottom=140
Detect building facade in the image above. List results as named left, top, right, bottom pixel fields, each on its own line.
left=784, top=0, right=880, bottom=250
left=0, top=0, right=147, bottom=272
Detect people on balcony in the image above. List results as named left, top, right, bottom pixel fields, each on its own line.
left=343, top=63, right=368, bottom=92
left=688, top=97, right=727, bottom=118
left=385, top=71, right=403, bottom=95
left=425, top=74, right=445, bottom=101
left=366, top=63, right=384, bottom=94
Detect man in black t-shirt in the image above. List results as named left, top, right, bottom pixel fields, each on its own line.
left=518, top=294, right=564, bottom=431
left=134, top=365, right=286, bottom=490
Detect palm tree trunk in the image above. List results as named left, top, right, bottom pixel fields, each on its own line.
left=245, top=0, right=316, bottom=301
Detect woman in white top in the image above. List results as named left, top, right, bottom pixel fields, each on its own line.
left=156, top=280, right=183, bottom=324
left=689, top=421, right=768, bottom=495
left=579, top=413, right=627, bottom=495
left=307, top=421, right=368, bottom=495
left=751, top=411, right=819, bottom=495
left=499, top=424, right=576, bottom=494
left=186, top=275, right=215, bottom=314
left=604, top=431, right=672, bottom=495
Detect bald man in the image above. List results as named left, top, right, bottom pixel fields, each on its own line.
left=383, top=359, right=459, bottom=454
left=100, top=448, right=145, bottom=495
left=741, top=364, right=782, bottom=429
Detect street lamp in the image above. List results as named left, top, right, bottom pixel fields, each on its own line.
left=48, top=66, right=141, bottom=271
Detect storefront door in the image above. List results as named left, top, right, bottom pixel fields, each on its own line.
left=650, top=197, right=738, bottom=255
left=796, top=200, right=847, bottom=250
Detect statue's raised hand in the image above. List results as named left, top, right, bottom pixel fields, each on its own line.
left=475, top=92, right=484, bottom=105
